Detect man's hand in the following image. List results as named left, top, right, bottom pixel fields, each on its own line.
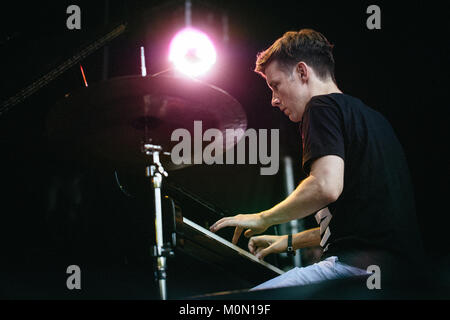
left=209, top=212, right=270, bottom=244
left=248, top=235, right=288, bottom=260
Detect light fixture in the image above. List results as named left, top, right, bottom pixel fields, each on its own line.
left=169, top=27, right=216, bottom=77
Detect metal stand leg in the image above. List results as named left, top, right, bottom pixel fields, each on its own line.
left=152, top=169, right=167, bottom=300
left=144, top=144, right=170, bottom=300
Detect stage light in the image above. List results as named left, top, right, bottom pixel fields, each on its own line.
left=169, top=28, right=216, bottom=77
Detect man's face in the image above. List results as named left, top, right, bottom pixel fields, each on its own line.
left=264, top=60, right=311, bottom=123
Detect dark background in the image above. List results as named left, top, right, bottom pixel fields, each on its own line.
left=0, top=0, right=449, bottom=299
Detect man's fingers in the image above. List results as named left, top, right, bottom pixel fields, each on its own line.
left=210, top=217, right=235, bottom=232
left=244, top=229, right=255, bottom=238
left=209, top=218, right=225, bottom=232
left=255, top=247, right=264, bottom=255
left=232, top=226, right=243, bottom=244
left=248, top=236, right=262, bottom=253
left=249, top=236, right=266, bottom=247
left=248, top=239, right=256, bottom=254
left=256, top=246, right=272, bottom=260
left=248, top=236, right=271, bottom=254
left=210, top=216, right=246, bottom=244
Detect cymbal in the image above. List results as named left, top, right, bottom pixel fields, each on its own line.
left=46, top=75, right=247, bottom=171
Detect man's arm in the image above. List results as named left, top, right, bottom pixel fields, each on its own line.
left=248, top=228, right=320, bottom=260
left=293, top=227, right=321, bottom=249
left=261, top=155, right=344, bottom=226
left=210, top=155, right=344, bottom=243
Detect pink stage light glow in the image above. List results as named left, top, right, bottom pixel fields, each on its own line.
left=169, top=28, right=217, bottom=77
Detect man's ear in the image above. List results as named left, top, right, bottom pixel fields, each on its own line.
left=296, top=62, right=308, bottom=81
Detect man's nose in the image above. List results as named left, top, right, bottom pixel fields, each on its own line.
left=271, top=94, right=281, bottom=107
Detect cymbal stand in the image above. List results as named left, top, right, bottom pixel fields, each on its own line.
left=143, top=143, right=171, bottom=300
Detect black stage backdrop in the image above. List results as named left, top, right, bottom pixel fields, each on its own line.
left=0, top=0, right=449, bottom=300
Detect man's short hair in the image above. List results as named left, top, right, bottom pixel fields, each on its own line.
left=255, top=29, right=336, bottom=83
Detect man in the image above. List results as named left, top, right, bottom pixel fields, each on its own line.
left=210, top=29, right=424, bottom=290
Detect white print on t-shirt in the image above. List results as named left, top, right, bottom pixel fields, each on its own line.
left=315, top=207, right=333, bottom=251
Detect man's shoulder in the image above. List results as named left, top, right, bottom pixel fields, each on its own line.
left=309, top=93, right=380, bottom=120
left=310, top=93, right=363, bottom=107
left=305, top=93, right=338, bottom=113
left=307, top=93, right=356, bottom=111
left=304, top=93, right=350, bottom=119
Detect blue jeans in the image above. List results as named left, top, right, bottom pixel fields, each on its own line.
left=251, top=256, right=369, bottom=290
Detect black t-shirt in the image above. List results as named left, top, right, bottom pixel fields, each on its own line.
left=300, top=93, right=424, bottom=272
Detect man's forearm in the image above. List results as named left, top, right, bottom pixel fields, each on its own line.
left=261, top=175, right=334, bottom=227
left=293, top=227, right=320, bottom=249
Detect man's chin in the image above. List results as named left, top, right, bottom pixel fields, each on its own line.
left=288, top=114, right=301, bottom=123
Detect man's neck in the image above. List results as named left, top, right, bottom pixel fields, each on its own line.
left=310, top=79, right=342, bottom=98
